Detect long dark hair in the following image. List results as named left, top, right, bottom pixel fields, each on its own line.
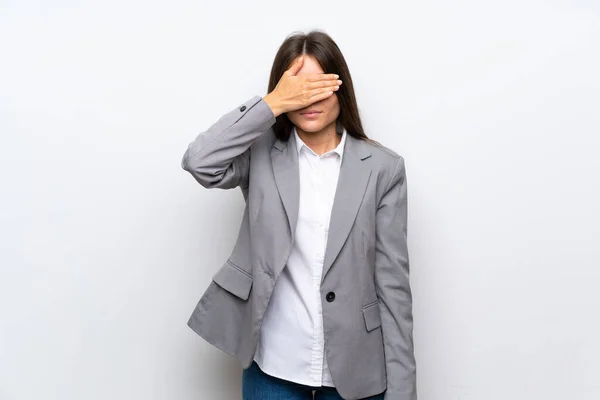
left=267, top=30, right=372, bottom=143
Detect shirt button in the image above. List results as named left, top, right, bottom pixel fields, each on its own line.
left=326, top=292, right=336, bottom=302
left=240, top=105, right=246, bottom=112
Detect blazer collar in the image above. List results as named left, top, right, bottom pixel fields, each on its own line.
left=271, top=128, right=372, bottom=282
left=292, top=125, right=348, bottom=163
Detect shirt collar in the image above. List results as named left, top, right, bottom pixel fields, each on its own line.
left=293, top=125, right=347, bottom=161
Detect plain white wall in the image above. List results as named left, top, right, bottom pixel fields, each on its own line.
left=1, top=1, right=599, bottom=399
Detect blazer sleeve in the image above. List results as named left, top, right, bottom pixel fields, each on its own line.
left=181, top=95, right=276, bottom=189
left=374, top=156, right=417, bottom=400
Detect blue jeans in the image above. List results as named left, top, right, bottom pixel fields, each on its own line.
left=242, top=360, right=385, bottom=400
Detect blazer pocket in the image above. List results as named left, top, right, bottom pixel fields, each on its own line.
left=212, top=259, right=253, bottom=300
left=362, top=300, right=382, bottom=332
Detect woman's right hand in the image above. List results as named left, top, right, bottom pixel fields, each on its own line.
left=264, top=56, right=343, bottom=117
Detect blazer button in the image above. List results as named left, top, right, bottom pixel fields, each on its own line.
left=240, top=105, right=247, bottom=112
left=326, top=292, right=336, bottom=302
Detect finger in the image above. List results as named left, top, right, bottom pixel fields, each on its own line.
left=307, top=90, right=335, bottom=104
left=286, top=56, right=304, bottom=76
left=307, top=87, right=337, bottom=103
left=306, top=72, right=339, bottom=82
left=307, top=79, right=342, bottom=89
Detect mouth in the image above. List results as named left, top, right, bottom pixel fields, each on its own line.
left=300, top=111, right=322, bottom=118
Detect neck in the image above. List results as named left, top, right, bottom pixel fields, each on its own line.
left=295, top=121, right=341, bottom=156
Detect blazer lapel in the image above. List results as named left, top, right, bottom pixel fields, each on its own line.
left=271, top=132, right=372, bottom=283
left=271, top=135, right=300, bottom=240
left=321, top=134, right=372, bottom=283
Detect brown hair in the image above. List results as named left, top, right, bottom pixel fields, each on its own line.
left=267, top=30, right=373, bottom=143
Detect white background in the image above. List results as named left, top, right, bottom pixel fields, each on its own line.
left=1, top=1, right=599, bottom=399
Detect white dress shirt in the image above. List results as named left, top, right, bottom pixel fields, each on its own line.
left=253, top=125, right=347, bottom=387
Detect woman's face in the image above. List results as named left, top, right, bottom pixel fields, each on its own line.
left=286, top=55, right=340, bottom=133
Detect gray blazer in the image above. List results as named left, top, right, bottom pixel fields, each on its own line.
left=181, top=95, right=416, bottom=400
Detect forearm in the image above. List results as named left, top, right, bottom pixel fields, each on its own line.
left=181, top=95, right=276, bottom=189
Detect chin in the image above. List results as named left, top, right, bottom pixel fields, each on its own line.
left=291, top=118, right=335, bottom=134
left=295, top=123, right=325, bottom=133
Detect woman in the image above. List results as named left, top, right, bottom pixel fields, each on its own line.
left=181, top=30, right=416, bottom=400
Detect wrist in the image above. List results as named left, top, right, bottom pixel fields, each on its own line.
left=263, top=93, right=285, bottom=118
